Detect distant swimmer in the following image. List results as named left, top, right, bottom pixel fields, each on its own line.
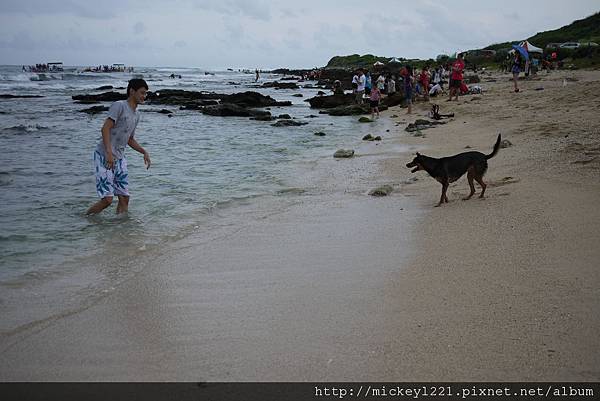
left=255, top=68, right=260, bottom=82
left=86, top=78, right=151, bottom=215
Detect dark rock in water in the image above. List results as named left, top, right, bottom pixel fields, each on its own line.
left=95, top=85, right=114, bottom=90
left=333, top=149, right=355, bottom=158
left=272, top=120, right=308, bottom=127
left=314, top=132, right=326, bottom=136
left=327, top=104, right=369, bottom=116
left=75, top=99, right=100, bottom=104
left=202, top=104, right=271, bottom=118
left=262, top=81, right=299, bottom=89
left=363, top=134, right=382, bottom=141
left=305, top=114, right=319, bottom=118
left=358, top=117, right=372, bottom=123
left=306, top=93, right=355, bottom=109
left=223, top=91, right=292, bottom=107
left=250, top=115, right=274, bottom=121
left=500, top=139, right=513, bottom=148
left=80, top=105, right=109, bottom=114
left=72, top=91, right=127, bottom=102
left=0, top=94, right=44, bottom=98
left=158, top=109, right=173, bottom=114
left=146, top=90, right=291, bottom=108
left=277, top=114, right=292, bottom=119
left=317, top=91, right=326, bottom=96
left=292, top=94, right=303, bottom=97
left=369, top=185, right=393, bottom=197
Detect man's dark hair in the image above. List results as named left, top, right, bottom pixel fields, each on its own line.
left=127, top=78, right=148, bottom=97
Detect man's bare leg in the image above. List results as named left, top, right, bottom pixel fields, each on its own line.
left=86, top=196, right=113, bottom=215
left=116, top=195, right=129, bottom=214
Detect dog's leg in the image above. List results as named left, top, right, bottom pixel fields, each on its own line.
left=463, top=169, right=476, bottom=200
left=475, top=176, right=487, bottom=198
left=437, top=182, right=449, bottom=206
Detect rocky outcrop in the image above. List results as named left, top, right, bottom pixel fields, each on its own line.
left=306, top=94, right=355, bottom=109
left=202, top=104, right=271, bottom=118
left=221, top=91, right=291, bottom=107
left=405, top=119, right=446, bottom=132
left=272, top=120, right=308, bottom=127
left=0, top=94, right=45, bottom=98
left=73, top=90, right=291, bottom=109
left=72, top=91, right=127, bottom=102
left=325, top=104, right=369, bottom=116
left=261, top=81, right=299, bottom=89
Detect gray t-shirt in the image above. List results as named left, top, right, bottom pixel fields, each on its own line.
left=95, top=100, right=140, bottom=160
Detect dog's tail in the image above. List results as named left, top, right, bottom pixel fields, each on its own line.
left=486, top=134, right=501, bottom=160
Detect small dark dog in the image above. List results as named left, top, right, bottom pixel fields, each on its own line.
left=406, top=134, right=501, bottom=206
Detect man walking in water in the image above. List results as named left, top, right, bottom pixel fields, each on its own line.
left=86, top=78, right=151, bottom=215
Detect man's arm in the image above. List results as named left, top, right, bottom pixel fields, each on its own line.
left=128, top=136, right=151, bottom=169
left=101, top=118, right=115, bottom=168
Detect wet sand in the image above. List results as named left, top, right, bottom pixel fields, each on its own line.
left=1, top=69, right=599, bottom=381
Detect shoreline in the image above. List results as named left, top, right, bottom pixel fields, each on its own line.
left=1, top=69, right=599, bottom=380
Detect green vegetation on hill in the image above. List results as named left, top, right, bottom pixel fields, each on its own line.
left=484, top=12, right=600, bottom=51
left=528, top=12, right=600, bottom=48
left=323, top=12, right=600, bottom=71
left=325, top=54, right=391, bottom=69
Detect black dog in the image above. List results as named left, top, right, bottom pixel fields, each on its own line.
left=406, top=134, right=501, bottom=206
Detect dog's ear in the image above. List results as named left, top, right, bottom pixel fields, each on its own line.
left=416, top=152, right=421, bottom=156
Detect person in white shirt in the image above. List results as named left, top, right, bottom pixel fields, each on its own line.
left=355, top=69, right=366, bottom=104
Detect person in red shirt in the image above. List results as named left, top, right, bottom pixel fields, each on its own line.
left=448, top=53, right=465, bottom=101
left=419, top=66, right=430, bottom=100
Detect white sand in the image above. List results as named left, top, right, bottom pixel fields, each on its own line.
left=1, top=69, right=599, bottom=381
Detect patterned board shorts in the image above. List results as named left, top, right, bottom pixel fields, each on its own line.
left=93, top=151, right=129, bottom=198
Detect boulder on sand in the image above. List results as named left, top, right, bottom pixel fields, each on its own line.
left=333, top=149, right=355, bottom=158
left=306, top=94, right=355, bottom=109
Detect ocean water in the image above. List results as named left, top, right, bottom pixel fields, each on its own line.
left=0, top=65, right=404, bottom=330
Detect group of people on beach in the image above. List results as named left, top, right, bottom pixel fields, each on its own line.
left=350, top=53, right=468, bottom=117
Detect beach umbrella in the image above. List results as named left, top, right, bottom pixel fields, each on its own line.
left=373, top=61, right=385, bottom=66
left=511, top=45, right=529, bottom=61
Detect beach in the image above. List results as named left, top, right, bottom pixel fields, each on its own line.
left=1, top=68, right=599, bottom=381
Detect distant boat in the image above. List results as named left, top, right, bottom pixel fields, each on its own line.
left=24, top=62, right=64, bottom=73
left=79, top=63, right=134, bottom=73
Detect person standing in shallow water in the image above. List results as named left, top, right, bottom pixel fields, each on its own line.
left=86, top=78, right=151, bottom=215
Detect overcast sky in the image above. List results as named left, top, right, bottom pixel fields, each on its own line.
left=1, top=0, right=598, bottom=69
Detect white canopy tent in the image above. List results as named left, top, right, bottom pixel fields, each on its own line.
left=520, top=40, right=543, bottom=53
left=510, top=41, right=543, bottom=55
